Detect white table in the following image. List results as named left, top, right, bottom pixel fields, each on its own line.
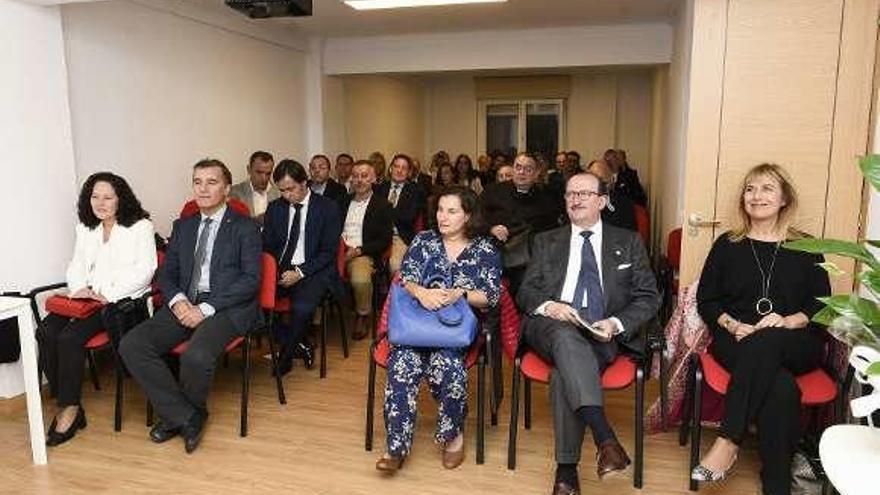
left=0, top=296, right=46, bottom=465
left=819, top=424, right=879, bottom=495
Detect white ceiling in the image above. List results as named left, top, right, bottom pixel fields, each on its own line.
left=196, top=0, right=678, bottom=37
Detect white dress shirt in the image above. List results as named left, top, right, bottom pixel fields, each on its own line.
left=310, top=182, right=327, bottom=195
left=250, top=182, right=269, bottom=217
left=343, top=193, right=371, bottom=248
left=282, top=190, right=310, bottom=266
left=168, top=205, right=226, bottom=316
left=66, top=218, right=157, bottom=302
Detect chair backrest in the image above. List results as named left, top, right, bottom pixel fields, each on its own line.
left=634, top=204, right=650, bottom=245
left=498, top=280, right=521, bottom=361
left=335, top=239, right=348, bottom=280
left=259, top=253, right=277, bottom=310
left=151, top=250, right=166, bottom=309
left=178, top=198, right=251, bottom=219
left=667, top=228, right=682, bottom=271
left=376, top=273, right=402, bottom=340
left=414, top=212, right=426, bottom=233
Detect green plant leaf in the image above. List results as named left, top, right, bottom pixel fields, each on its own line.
left=867, top=361, right=880, bottom=376
left=818, top=294, right=880, bottom=327
left=785, top=238, right=879, bottom=270
left=860, top=269, right=880, bottom=296
left=819, top=261, right=846, bottom=277
left=811, top=305, right=837, bottom=326
left=859, top=154, right=880, bottom=193
left=867, top=240, right=880, bottom=249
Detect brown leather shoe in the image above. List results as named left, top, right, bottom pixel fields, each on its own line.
left=375, top=454, right=405, bottom=472
left=596, top=439, right=631, bottom=479
left=442, top=443, right=465, bottom=469
left=551, top=480, right=581, bottom=495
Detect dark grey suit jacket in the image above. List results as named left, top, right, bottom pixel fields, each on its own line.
left=160, top=208, right=262, bottom=330
left=516, top=222, right=660, bottom=353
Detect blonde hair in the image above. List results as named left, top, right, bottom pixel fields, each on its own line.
left=728, top=163, right=804, bottom=242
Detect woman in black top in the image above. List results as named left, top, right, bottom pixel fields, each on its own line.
left=693, top=164, right=830, bottom=495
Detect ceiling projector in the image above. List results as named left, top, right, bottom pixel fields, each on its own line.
left=225, top=0, right=313, bottom=19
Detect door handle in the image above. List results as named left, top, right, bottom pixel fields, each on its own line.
left=687, top=213, right=721, bottom=237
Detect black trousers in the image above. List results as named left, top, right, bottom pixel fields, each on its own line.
left=39, top=312, right=105, bottom=407
left=278, top=273, right=331, bottom=358
left=119, top=307, right=241, bottom=428
left=710, top=327, right=823, bottom=495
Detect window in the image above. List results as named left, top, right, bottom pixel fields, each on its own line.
left=478, top=99, right=565, bottom=161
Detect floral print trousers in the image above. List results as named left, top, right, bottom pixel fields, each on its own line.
left=383, top=346, right=468, bottom=457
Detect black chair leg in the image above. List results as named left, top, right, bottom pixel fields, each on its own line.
left=365, top=343, right=378, bottom=451
left=476, top=352, right=486, bottom=464
left=507, top=358, right=522, bottom=470
left=336, top=300, right=349, bottom=359
left=223, top=353, right=229, bottom=369
left=88, top=350, right=101, bottom=391
left=679, top=354, right=695, bottom=446
left=634, top=365, right=645, bottom=489
left=524, top=376, right=532, bottom=430
left=689, top=361, right=704, bottom=491
left=266, top=315, right=286, bottom=405
left=485, top=332, right=499, bottom=426
left=240, top=335, right=251, bottom=437
left=146, top=401, right=154, bottom=427
left=114, top=352, right=124, bottom=432
left=320, top=306, right=328, bottom=379
left=660, top=343, right=668, bottom=431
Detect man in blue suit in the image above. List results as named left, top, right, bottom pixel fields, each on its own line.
left=263, top=159, right=342, bottom=376
left=120, top=159, right=262, bottom=454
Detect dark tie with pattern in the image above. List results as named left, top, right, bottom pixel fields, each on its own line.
left=188, top=217, right=213, bottom=301
left=279, top=203, right=303, bottom=271
left=572, top=230, right=605, bottom=323
left=389, top=184, right=401, bottom=207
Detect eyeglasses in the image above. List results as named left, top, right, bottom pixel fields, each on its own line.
left=564, top=189, right=601, bottom=200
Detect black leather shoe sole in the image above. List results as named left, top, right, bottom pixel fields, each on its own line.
left=149, top=423, right=181, bottom=443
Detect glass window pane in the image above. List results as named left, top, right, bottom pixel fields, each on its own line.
left=486, top=104, right=518, bottom=158
left=526, top=102, right=560, bottom=164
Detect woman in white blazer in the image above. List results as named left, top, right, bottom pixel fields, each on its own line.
left=41, top=172, right=157, bottom=447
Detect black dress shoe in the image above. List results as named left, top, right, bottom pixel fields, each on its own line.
left=272, top=357, right=294, bottom=377
left=293, top=342, right=314, bottom=369
left=182, top=410, right=208, bottom=454
left=149, top=421, right=181, bottom=443
left=46, top=406, right=87, bottom=447
left=551, top=480, right=580, bottom=495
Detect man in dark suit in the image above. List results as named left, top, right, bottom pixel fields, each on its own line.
left=587, top=159, right=637, bottom=232
left=339, top=160, right=393, bottom=340
left=264, top=159, right=342, bottom=376
left=120, top=159, right=262, bottom=454
left=517, top=172, right=659, bottom=495
left=375, top=153, right=426, bottom=273
left=410, top=157, right=433, bottom=197
left=308, top=154, right=348, bottom=213
left=228, top=150, right=279, bottom=224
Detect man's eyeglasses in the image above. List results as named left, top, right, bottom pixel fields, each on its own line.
left=564, top=189, right=601, bottom=200
left=513, top=163, right=537, bottom=173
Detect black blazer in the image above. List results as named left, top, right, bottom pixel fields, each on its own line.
left=263, top=193, right=342, bottom=279
left=375, top=181, right=426, bottom=245
left=481, top=181, right=563, bottom=235
left=517, top=223, right=660, bottom=350
left=601, top=190, right=637, bottom=232
left=160, top=208, right=262, bottom=330
left=310, top=179, right=348, bottom=213
left=340, top=193, right=394, bottom=262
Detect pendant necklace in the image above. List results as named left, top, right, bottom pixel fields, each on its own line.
left=749, top=239, right=781, bottom=316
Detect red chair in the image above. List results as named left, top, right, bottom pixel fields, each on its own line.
left=178, top=197, right=250, bottom=219
left=273, top=240, right=349, bottom=380
left=365, top=276, right=489, bottom=464
left=164, top=253, right=279, bottom=437
left=634, top=204, right=650, bottom=246
left=678, top=347, right=844, bottom=491
left=500, top=284, right=647, bottom=488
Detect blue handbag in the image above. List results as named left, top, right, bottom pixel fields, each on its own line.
left=387, top=274, right=478, bottom=348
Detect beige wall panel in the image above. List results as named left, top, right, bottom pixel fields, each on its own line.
left=475, top=75, right=572, bottom=99
left=650, top=66, right=669, bottom=252
left=322, top=75, right=347, bottom=162
left=425, top=76, right=478, bottom=164
left=343, top=75, right=425, bottom=165
left=616, top=71, right=655, bottom=195
left=714, top=0, right=843, bottom=238
left=568, top=74, right=617, bottom=163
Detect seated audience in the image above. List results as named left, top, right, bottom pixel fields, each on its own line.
left=40, top=172, right=156, bottom=447
left=264, top=159, right=342, bottom=376
left=434, top=162, right=458, bottom=190
left=565, top=150, right=582, bottom=175
left=481, top=152, right=563, bottom=294
left=120, top=159, right=261, bottom=454
left=517, top=172, right=659, bottom=495
left=376, top=186, right=501, bottom=473
left=335, top=153, right=355, bottom=193
left=477, top=154, right=495, bottom=186
left=308, top=154, right=348, bottom=212
left=369, top=151, right=388, bottom=185
left=375, top=154, right=426, bottom=274
left=410, top=157, right=433, bottom=196
left=340, top=160, right=394, bottom=340
left=454, top=153, right=483, bottom=195
left=229, top=150, right=278, bottom=224
left=586, top=159, right=637, bottom=232
left=495, top=164, right=514, bottom=183
left=430, top=150, right=451, bottom=177
left=605, top=149, right=647, bottom=207
left=693, top=164, right=830, bottom=495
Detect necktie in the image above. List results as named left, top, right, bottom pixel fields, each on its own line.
left=389, top=184, right=400, bottom=207
left=571, top=230, right=605, bottom=323
left=279, top=203, right=303, bottom=271
left=188, top=217, right=213, bottom=301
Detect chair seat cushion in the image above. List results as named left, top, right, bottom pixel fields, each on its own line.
left=171, top=336, right=245, bottom=355
left=84, top=330, right=110, bottom=349
left=699, top=352, right=837, bottom=404
left=521, top=352, right=637, bottom=390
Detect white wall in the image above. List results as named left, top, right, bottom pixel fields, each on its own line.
left=323, top=23, right=673, bottom=75
left=62, top=0, right=309, bottom=235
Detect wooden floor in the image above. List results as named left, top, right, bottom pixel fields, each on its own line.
left=0, top=328, right=766, bottom=494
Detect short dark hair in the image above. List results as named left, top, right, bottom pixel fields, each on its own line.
left=565, top=150, right=581, bottom=163
left=273, top=159, right=308, bottom=183
left=336, top=153, right=354, bottom=163
left=434, top=185, right=485, bottom=239
left=193, top=158, right=232, bottom=185
left=77, top=172, right=150, bottom=229
left=309, top=154, right=332, bottom=168
left=249, top=151, right=274, bottom=167
left=435, top=162, right=459, bottom=186
left=567, top=171, right=609, bottom=196
left=390, top=153, right=413, bottom=171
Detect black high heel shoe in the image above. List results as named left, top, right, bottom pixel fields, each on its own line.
left=46, top=406, right=87, bottom=447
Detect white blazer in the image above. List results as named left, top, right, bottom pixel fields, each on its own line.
left=65, top=218, right=158, bottom=302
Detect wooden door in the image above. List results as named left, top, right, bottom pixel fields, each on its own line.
left=679, top=0, right=878, bottom=292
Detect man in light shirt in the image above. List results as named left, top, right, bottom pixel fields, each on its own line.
left=229, top=150, right=279, bottom=224
left=517, top=172, right=659, bottom=495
